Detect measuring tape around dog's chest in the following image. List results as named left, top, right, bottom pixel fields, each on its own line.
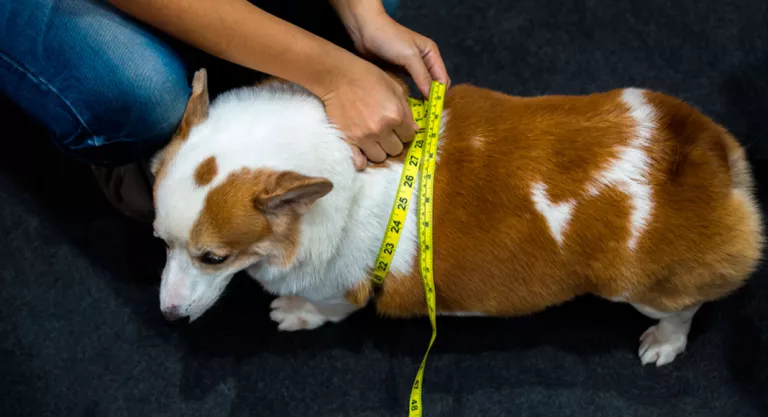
left=372, top=81, right=446, bottom=417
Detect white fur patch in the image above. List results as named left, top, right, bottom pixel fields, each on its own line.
left=604, top=291, right=631, bottom=303
left=154, top=82, right=421, bottom=320
left=531, top=181, right=575, bottom=246
left=434, top=110, right=450, bottom=161
left=269, top=296, right=331, bottom=331
left=631, top=302, right=701, bottom=366
left=587, top=88, right=656, bottom=250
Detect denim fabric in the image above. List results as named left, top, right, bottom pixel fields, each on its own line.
left=0, top=0, right=400, bottom=165
left=0, top=0, right=191, bottom=165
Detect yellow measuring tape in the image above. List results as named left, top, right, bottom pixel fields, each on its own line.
left=372, top=80, right=446, bottom=417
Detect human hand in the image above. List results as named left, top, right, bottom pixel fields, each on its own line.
left=335, top=1, right=451, bottom=98
left=318, top=57, right=420, bottom=171
left=324, top=0, right=451, bottom=169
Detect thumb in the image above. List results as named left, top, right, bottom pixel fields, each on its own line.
left=348, top=143, right=367, bottom=171
left=415, top=37, right=450, bottom=88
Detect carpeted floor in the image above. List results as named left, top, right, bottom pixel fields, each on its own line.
left=2, top=1, right=768, bottom=416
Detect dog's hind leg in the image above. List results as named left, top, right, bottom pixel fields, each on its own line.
left=630, top=302, right=702, bottom=367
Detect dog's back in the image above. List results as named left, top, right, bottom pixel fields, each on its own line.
left=374, top=84, right=764, bottom=318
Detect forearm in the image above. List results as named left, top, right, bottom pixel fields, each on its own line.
left=329, top=0, right=388, bottom=43
left=108, top=0, right=359, bottom=96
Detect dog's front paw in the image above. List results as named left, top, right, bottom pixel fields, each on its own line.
left=269, top=296, right=328, bottom=331
left=638, top=323, right=688, bottom=367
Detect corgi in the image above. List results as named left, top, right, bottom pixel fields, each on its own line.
left=150, top=68, right=763, bottom=367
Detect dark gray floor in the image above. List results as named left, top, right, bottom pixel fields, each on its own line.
left=2, top=1, right=768, bottom=416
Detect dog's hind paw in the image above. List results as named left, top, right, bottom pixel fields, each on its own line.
left=269, top=296, right=328, bottom=331
left=638, top=323, right=688, bottom=367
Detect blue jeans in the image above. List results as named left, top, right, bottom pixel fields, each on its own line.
left=0, top=0, right=400, bottom=166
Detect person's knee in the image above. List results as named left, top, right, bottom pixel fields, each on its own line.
left=0, top=0, right=191, bottom=166
left=70, top=51, right=191, bottom=166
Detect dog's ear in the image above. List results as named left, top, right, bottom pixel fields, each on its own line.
left=176, top=68, right=210, bottom=141
left=150, top=69, right=210, bottom=177
left=255, top=171, right=333, bottom=215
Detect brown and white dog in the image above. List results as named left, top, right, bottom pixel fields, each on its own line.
left=150, top=68, right=763, bottom=367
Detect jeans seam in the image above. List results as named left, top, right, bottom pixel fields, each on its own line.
left=77, top=117, right=182, bottom=146
left=0, top=48, right=182, bottom=165
left=0, top=49, right=96, bottom=139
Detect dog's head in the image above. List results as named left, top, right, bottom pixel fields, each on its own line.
left=150, top=69, right=334, bottom=322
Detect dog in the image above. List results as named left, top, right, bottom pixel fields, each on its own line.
left=150, top=68, right=763, bottom=367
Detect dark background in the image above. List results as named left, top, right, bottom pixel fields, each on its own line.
left=2, top=0, right=767, bottom=416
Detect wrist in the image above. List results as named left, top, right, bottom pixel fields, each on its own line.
left=330, top=0, right=389, bottom=45
left=297, top=46, right=367, bottom=99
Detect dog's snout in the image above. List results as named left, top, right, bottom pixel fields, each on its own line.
left=162, top=305, right=184, bottom=321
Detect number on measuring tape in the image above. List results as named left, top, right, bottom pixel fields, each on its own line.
left=371, top=81, right=446, bottom=417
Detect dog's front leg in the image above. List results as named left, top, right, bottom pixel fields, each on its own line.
left=269, top=293, right=364, bottom=331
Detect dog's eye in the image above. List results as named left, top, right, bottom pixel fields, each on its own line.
left=200, top=251, right=229, bottom=265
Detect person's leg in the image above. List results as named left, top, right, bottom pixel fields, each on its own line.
left=0, top=0, right=192, bottom=221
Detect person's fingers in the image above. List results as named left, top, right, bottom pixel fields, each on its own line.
left=393, top=104, right=417, bottom=144
left=415, top=36, right=451, bottom=89
left=379, top=130, right=405, bottom=156
left=401, top=47, right=433, bottom=98
left=348, top=143, right=367, bottom=171
left=359, top=139, right=388, bottom=164
left=425, top=48, right=450, bottom=88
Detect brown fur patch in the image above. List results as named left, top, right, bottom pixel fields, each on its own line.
left=194, top=156, right=218, bottom=186
left=189, top=168, right=332, bottom=270
left=344, top=278, right=374, bottom=306
left=370, top=84, right=763, bottom=317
